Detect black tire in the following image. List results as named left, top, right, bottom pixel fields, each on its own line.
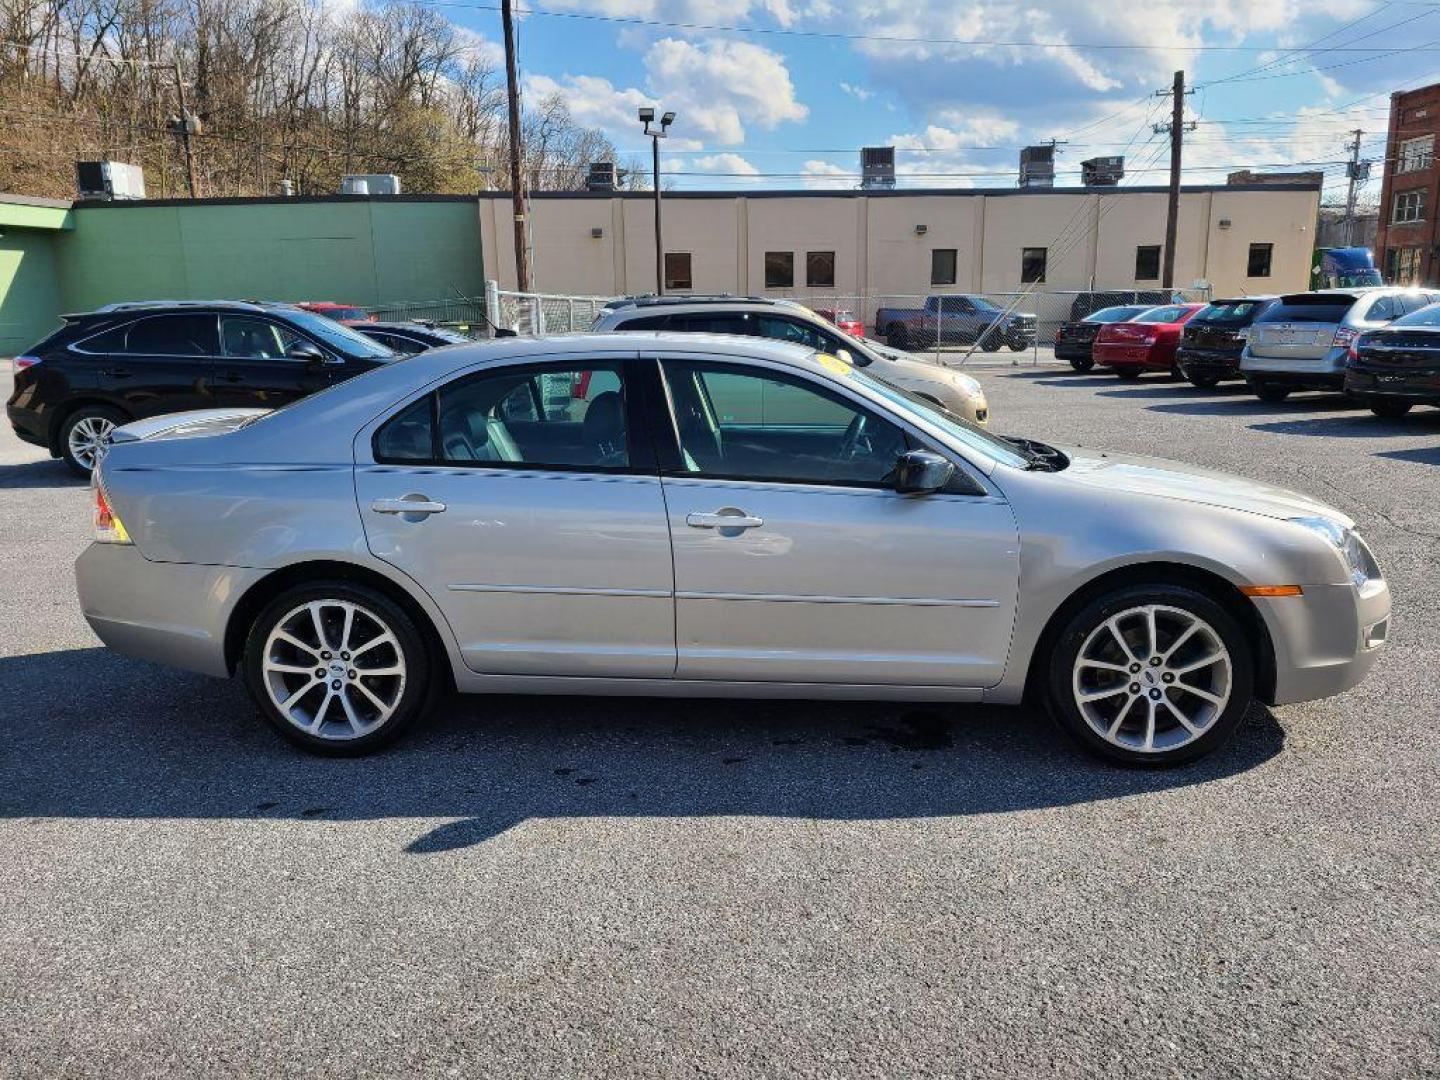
left=886, top=323, right=910, bottom=351
left=1044, top=583, right=1255, bottom=767
left=1006, top=338, right=1027, bottom=352
left=1115, top=368, right=1143, bottom=381
left=243, top=581, right=435, bottom=756
left=58, top=404, right=127, bottom=477
left=1368, top=398, right=1414, bottom=419
left=1069, top=357, right=1095, bottom=373
left=1188, top=371, right=1222, bottom=389
left=980, top=332, right=1003, bottom=352
left=1252, top=380, right=1291, bottom=403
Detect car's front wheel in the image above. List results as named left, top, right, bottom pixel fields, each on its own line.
left=1044, top=584, right=1254, bottom=766
left=1368, top=398, right=1414, bottom=419
left=60, top=405, right=126, bottom=477
left=243, top=582, right=435, bottom=755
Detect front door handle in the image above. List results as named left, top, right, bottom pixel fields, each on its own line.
left=686, top=509, right=764, bottom=530
left=371, top=496, right=447, bottom=516
left=217, top=370, right=245, bottom=382
left=100, top=368, right=132, bottom=379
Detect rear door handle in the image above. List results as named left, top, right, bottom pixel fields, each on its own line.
left=101, top=368, right=132, bottom=378
left=686, top=510, right=764, bottom=530
left=371, top=496, right=447, bottom=516
left=217, top=370, right=245, bottom=382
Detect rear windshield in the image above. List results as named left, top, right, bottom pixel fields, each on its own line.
left=1133, top=305, right=1192, bottom=324
left=1082, top=305, right=1146, bottom=323
left=1260, top=296, right=1358, bottom=323
left=1392, top=303, right=1440, bottom=328
left=1193, top=300, right=1267, bottom=325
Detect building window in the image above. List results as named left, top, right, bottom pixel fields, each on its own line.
left=1134, top=245, right=1161, bottom=281
left=1393, top=189, right=1426, bottom=224
left=806, top=250, right=836, bottom=288
left=930, top=248, right=958, bottom=286
left=1247, top=243, right=1274, bottom=278
left=764, top=251, right=794, bottom=289
left=664, top=252, right=692, bottom=291
left=1397, top=135, right=1434, bottom=173
left=1387, top=246, right=1425, bottom=285
left=1021, top=247, right=1047, bottom=284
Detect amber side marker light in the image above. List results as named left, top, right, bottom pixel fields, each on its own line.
left=1240, top=585, right=1304, bottom=598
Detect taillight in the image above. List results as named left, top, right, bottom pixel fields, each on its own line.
left=1333, top=326, right=1358, bottom=348
left=1346, top=341, right=1360, bottom=363
left=92, top=475, right=132, bottom=545
left=13, top=355, right=40, bottom=372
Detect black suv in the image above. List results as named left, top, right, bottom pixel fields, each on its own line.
left=352, top=320, right=475, bottom=353
left=8, top=300, right=396, bottom=475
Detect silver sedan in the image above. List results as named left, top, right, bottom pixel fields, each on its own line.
left=76, top=333, right=1390, bottom=764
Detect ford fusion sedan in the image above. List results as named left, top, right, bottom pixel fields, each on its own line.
left=1053, top=304, right=1151, bottom=372
left=7, top=300, right=396, bottom=475
left=1344, top=300, right=1440, bottom=418
left=1093, top=303, right=1207, bottom=379
left=77, top=333, right=1388, bottom=766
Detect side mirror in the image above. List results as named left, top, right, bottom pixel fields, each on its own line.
left=286, top=340, right=327, bottom=364
left=893, top=449, right=956, bottom=495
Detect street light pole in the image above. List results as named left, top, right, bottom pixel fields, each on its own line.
left=639, top=107, right=675, bottom=295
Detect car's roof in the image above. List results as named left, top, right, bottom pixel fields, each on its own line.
left=79, top=299, right=304, bottom=318
left=364, top=321, right=442, bottom=332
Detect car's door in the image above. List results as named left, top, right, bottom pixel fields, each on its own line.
left=102, top=313, right=221, bottom=417
left=213, top=314, right=333, bottom=409
left=653, top=354, right=1020, bottom=687
left=355, top=355, right=675, bottom=678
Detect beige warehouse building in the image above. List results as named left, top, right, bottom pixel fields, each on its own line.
left=478, top=181, right=1321, bottom=326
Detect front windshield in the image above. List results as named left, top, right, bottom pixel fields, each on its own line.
left=848, top=364, right=1031, bottom=469
left=285, top=308, right=395, bottom=359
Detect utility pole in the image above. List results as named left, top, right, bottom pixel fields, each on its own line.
left=170, top=62, right=199, bottom=199
left=1342, top=129, right=1370, bottom=246
left=639, top=107, right=676, bottom=294
left=500, top=0, right=531, bottom=292
left=1154, top=70, right=1194, bottom=291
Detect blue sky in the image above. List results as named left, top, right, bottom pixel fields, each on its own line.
left=449, top=0, right=1440, bottom=199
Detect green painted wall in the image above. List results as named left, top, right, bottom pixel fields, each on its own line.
left=0, top=230, right=62, bottom=357
left=52, top=198, right=485, bottom=314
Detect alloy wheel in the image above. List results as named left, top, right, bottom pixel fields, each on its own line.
left=67, top=415, right=117, bottom=470
left=261, top=600, right=407, bottom=741
left=1070, top=604, right=1233, bottom=754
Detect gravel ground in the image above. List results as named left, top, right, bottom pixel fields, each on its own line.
left=1, top=364, right=1437, bottom=1079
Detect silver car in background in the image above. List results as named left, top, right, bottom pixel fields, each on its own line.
left=592, top=296, right=990, bottom=424
left=1240, top=287, right=1440, bottom=402
left=77, top=334, right=1389, bottom=764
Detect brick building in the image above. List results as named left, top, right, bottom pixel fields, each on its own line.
left=1377, top=82, right=1440, bottom=285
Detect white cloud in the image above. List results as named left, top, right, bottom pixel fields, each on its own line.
left=453, top=26, right=504, bottom=67
left=801, top=159, right=853, bottom=189
left=538, top=0, right=800, bottom=28
left=839, top=81, right=872, bottom=102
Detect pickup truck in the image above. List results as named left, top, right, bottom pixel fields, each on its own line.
left=874, top=294, right=1036, bottom=352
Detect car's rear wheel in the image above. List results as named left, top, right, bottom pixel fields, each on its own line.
left=1115, top=368, right=1143, bottom=380
left=1251, top=380, right=1291, bottom=403
left=887, top=323, right=910, bottom=350
left=1006, top=337, right=1027, bottom=352
left=243, top=582, right=434, bottom=755
left=1187, top=371, right=1222, bottom=389
left=1368, top=398, right=1414, bottom=419
left=60, top=405, right=126, bottom=477
left=1068, top=357, right=1095, bottom=372
left=1045, top=584, right=1254, bottom=766
left=981, top=332, right=1002, bottom=352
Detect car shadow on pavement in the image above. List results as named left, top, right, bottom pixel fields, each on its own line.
left=0, top=648, right=1286, bottom=853
left=1251, top=414, right=1440, bottom=438
left=1377, top=445, right=1440, bottom=466
left=1145, top=394, right=1357, bottom=418
left=1021, top=375, right=1121, bottom=390
left=0, top=459, right=84, bottom=489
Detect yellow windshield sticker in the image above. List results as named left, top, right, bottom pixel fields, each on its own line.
left=816, top=352, right=853, bottom=376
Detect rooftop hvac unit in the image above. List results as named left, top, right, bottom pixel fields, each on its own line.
left=75, top=160, right=146, bottom=201
left=1019, top=145, right=1055, bottom=189
left=861, top=146, right=895, bottom=190
left=1081, top=155, right=1125, bottom=186
left=586, top=161, right=618, bottom=191
left=341, top=173, right=401, bottom=196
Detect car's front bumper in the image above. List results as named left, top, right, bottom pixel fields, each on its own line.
left=1256, top=579, right=1390, bottom=706
left=76, top=543, right=267, bottom=678
left=1344, top=365, right=1440, bottom=403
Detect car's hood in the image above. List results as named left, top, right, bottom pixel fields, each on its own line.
left=1060, top=447, right=1353, bottom=526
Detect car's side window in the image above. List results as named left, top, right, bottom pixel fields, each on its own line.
left=660, top=360, right=908, bottom=487
left=434, top=362, right=631, bottom=469
left=670, top=312, right=752, bottom=335
left=754, top=315, right=826, bottom=351
left=617, top=314, right=670, bottom=330
left=219, top=316, right=304, bottom=359
left=1367, top=296, right=1399, bottom=322
left=125, top=314, right=219, bottom=356
left=373, top=396, right=435, bottom=462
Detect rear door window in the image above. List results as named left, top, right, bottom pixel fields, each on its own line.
left=668, top=313, right=753, bottom=335
left=125, top=314, right=219, bottom=356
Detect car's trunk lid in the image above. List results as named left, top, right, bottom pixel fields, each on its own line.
left=110, top=408, right=270, bottom=444
left=1247, top=293, right=1357, bottom=359
left=1354, top=329, right=1440, bottom=368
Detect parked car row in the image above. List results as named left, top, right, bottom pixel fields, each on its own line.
left=1056, top=285, right=1440, bottom=420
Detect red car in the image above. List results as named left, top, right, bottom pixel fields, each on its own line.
left=295, top=301, right=376, bottom=322
left=815, top=307, right=864, bottom=337
left=1093, top=302, right=1207, bottom=379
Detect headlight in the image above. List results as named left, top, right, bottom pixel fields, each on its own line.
left=952, top=373, right=982, bottom=396
left=1289, top=516, right=1376, bottom=587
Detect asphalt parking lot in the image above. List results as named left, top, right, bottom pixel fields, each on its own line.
left=2, top=364, right=1437, bottom=1079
